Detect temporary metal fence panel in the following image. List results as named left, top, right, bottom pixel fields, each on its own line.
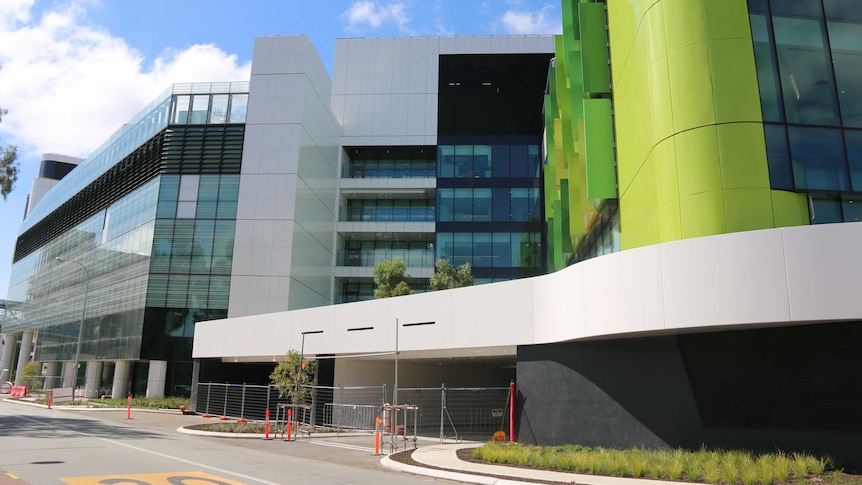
left=192, top=382, right=509, bottom=441
left=397, top=386, right=511, bottom=442
left=193, top=382, right=385, bottom=429
left=443, top=387, right=510, bottom=442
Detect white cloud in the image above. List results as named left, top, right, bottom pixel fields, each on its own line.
left=0, top=0, right=251, bottom=159
left=500, top=5, right=562, bottom=34
left=342, top=1, right=411, bottom=34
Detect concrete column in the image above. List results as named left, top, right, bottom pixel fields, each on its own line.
left=43, top=362, right=59, bottom=390
left=146, top=360, right=167, bottom=398
left=62, top=361, right=77, bottom=388
left=83, top=361, right=103, bottom=398
left=14, top=331, right=33, bottom=386
left=111, top=361, right=132, bottom=399
left=0, top=333, right=16, bottom=381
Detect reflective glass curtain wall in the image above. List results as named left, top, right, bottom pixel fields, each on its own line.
left=750, top=0, right=862, bottom=222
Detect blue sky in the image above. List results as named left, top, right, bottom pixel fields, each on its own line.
left=0, top=0, right=561, bottom=299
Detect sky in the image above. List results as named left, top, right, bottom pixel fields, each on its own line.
left=0, top=0, right=562, bottom=300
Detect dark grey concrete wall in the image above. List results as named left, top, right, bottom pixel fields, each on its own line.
left=516, top=322, right=862, bottom=472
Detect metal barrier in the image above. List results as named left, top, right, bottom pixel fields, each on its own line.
left=193, top=383, right=386, bottom=429
left=193, top=382, right=511, bottom=442
left=398, top=385, right=511, bottom=442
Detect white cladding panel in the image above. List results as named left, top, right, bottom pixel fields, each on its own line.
left=230, top=35, right=339, bottom=317
left=661, top=228, right=792, bottom=329
left=197, top=223, right=862, bottom=361
left=784, top=222, right=862, bottom=322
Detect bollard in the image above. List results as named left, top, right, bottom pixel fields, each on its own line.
left=47, top=389, right=53, bottom=409
left=287, top=408, right=293, bottom=441
left=374, top=416, right=381, bottom=455
left=264, top=408, right=271, bottom=440
left=127, top=394, right=132, bottom=420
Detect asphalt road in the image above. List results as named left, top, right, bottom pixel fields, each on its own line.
left=0, top=401, right=442, bottom=485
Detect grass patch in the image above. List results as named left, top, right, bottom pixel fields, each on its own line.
left=188, top=422, right=267, bottom=433
left=36, top=396, right=190, bottom=409
left=471, top=443, right=850, bottom=485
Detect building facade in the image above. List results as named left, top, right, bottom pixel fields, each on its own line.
left=3, top=0, right=862, bottom=470
left=0, top=35, right=554, bottom=398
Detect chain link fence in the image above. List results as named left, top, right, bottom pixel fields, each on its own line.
left=194, top=382, right=512, bottom=442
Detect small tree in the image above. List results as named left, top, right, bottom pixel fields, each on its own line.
left=269, top=350, right=316, bottom=405
left=0, top=106, right=19, bottom=201
left=21, top=361, right=41, bottom=390
left=430, top=259, right=474, bottom=290
left=373, top=258, right=413, bottom=298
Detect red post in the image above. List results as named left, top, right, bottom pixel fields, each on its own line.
left=47, top=389, right=53, bottom=409
left=264, top=408, right=270, bottom=440
left=127, top=394, right=132, bottom=420
left=374, top=416, right=381, bottom=455
left=509, top=380, right=515, bottom=442
left=287, top=408, right=293, bottom=441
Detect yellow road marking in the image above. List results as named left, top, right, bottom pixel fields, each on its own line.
left=5, top=472, right=18, bottom=479
left=61, top=470, right=247, bottom=485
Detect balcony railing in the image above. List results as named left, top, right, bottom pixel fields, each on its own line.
left=339, top=207, right=435, bottom=223
left=338, top=249, right=435, bottom=268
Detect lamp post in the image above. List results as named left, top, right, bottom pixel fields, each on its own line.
left=393, top=318, right=399, bottom=452
left=55, top=257, right=90, bottom=391
left=294, top=330, right=323, bottom=405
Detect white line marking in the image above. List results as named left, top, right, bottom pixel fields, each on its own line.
left=9, top=412, right=280, bottom=485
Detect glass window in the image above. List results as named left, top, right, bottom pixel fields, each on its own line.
left=210, top=95, right=229, bottom=124
left=750, top=12, right=785, bottom=121
left=474, top=145, right=492, bottom=178
left=151, top=220, right=174, bottom=273
left=810, top=196, right=842, bottom=224
left=453, top=233, right=472, bottom=266
left=493, top=188, right=511, bottom=222
left=187, top=275, right=210, bottom=308
left=492, top=145, right=510, bottom=177
left=436, top=233, right=453, bottom=263
left=157, top=176, right=179, bottom=219
left=166, top=274, right=189, bottom=307
left=473, top=233, right=492, bottom=267
left=825, top=14, right=862, bottom=127
left=172, top=95, right=190, bottom=124
left=771, top=1, right=841, bottom=126
left=454, top=188, right=473, bottom=222
left=170, top=220, right=194, bottom=273
left=438, top=145, right=455, bottom=177
left=788, top=126, right=849, bottom=190
left=842, top=196, right=862, bottom=222
left=190, top=95, right=210, bottom=124
left=764, top=124, right=795, bottom=190
left=510, top=145, right=529, bottom=177
left=191, top=220, right=215, bottom=274
left=528, top=145, right=541, bottom=177
left=179, top=175, right=200, bottom=201
left=474, top=188, right=492, bottom=222
left=146, top=274, right=168, bottom=307
left=393, top=200, right=409, bottom=222
left=846, top=129, right=862, bottom=191
left=493, top=233, right=511, bottom=267
left=229, top=94, right=248, bottom=123
left=455, top=146, right=473, bottom=178
left=211, top=221, right=235, bottom=274
left=176, top=201, right=197, bottom=219
left=437, top=188, right=453, bottom=222
left=209, top=276, right=230, bottom=309
left=511, top=188, right=531, bottom=221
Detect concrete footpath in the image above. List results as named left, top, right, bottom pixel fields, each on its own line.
left=382, top=443, right=694, bottom=485
left=2, top=397, right=693, bottom=485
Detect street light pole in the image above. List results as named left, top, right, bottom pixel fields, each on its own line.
left=392, top=318, right=399, bottom=452
left=55, top=257, right=90, bottom=392
left=295, top=330, right=323, bottom=403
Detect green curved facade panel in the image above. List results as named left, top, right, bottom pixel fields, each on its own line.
left=606, top=0, right=808, bottom=251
